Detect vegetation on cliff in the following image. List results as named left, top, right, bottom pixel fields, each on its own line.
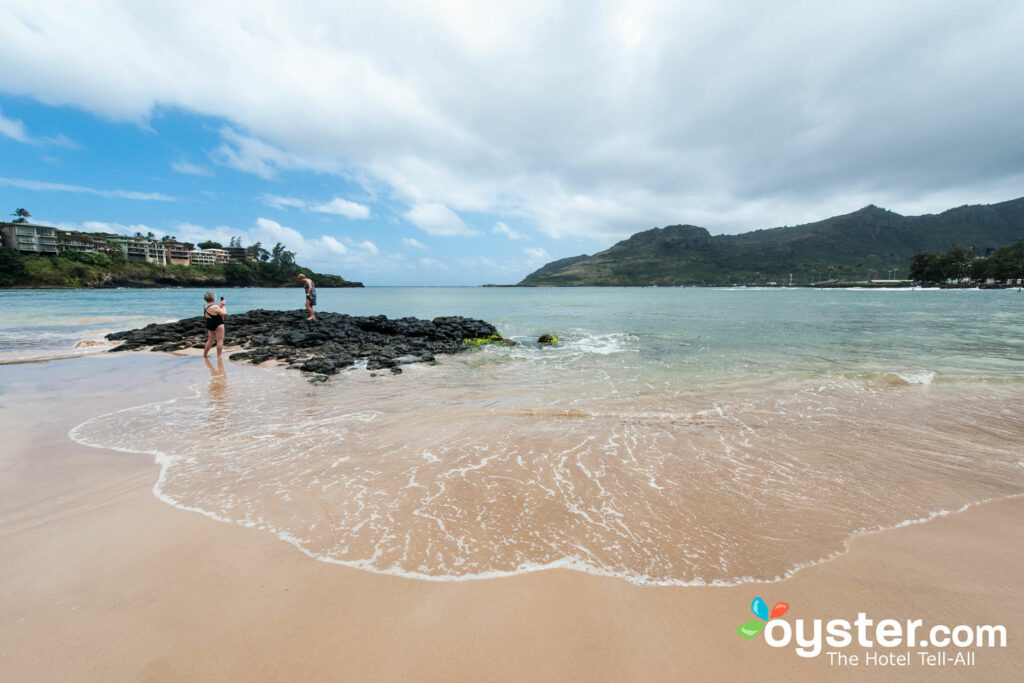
left=519, top=197, right=1024, bottom=286
left=0, top=248, right=362, bottom=288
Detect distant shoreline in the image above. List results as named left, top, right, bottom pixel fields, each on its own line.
left=0, top=282, right=364, bottom=290
left=502, top=282, right=1014, bottom=289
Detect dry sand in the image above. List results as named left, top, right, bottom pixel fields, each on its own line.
left=1, top=354, right=1020, bottom=681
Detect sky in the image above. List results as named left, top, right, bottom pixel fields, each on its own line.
left=1, top=0, right=1022, bottom=285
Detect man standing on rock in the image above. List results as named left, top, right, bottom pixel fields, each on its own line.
left=299, top=274, right=317, bottom=321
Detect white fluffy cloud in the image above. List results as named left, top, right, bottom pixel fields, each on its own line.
left=0, top=175, right=174, bottom=201
left=171, top=159, right=213, bottom=176
left=260, top=194, right=307, bottom=210
left=312, top=197, right=371, bottom=219
left=0, top=107, right=28, bottom=142
left=401, top=237, right=427, bottom=249
left=0, top=108, right=76, bottom=148
left=403, top=202, right=478, bottom=237
left=2, top=1, right=1023, bottom=239
left=418, top=257, right=447, bottom=270
left=320, top=235, right=348, bottom=255
left=523, top=246, right=550, bottom=266
left=260, top=193, right=370, bottom=219
left=491, top=221, right=528, bottom=240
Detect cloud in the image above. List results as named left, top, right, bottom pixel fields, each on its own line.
left=523, top=247, right=550, bottom=266
left=402, top=237, right=427, bottom=249
left=40, top=133, right=79, bottom=149
left=0, top=108, right=77, bottom=148
left=457, top=256, right=501, bottom=269
left=320, top=235, right=348, bottom=255
left=311, top=197, right=371, bottom=219
left=491, top=221, right=528, bottom=240
left=0, top=175, right=175, bottom=201
left=171, top=159, right=213, bottom=176
left=418, top=257, right=447, bottom=270
left=404, top=202, right=478, bottom=237
left=260, top=193, right=370, bottom=219
left=210, top=127, right=342, bottom=179
left=260, top=194, right=307, bottom=210
left=54, top=220, right=162, bottom=237
left=358, top=239, right=379, bottom=254
left=0, top=109, right=29, bottom=142
left=1, top=2, right=1022, bottom=239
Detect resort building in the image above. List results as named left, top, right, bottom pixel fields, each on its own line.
left=0, top=222, right=61, bottom=254
left=203, top=248, right=233, bottom=264
left=162, top=240, right=194, bottom=265
left=225, top=246, right=248, bottom=262
left=2, top=223, right=258, bottom=269
left=189, top=250, right=217, bottom=266
left=59, top=231, right=110, bottom=253
left=110, top=237, right=168, bottom=265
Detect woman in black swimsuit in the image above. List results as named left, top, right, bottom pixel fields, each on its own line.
left=202, top=290, right=227, bottom=358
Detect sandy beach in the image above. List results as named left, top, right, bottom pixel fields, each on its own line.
left=1, top=353, right=1020, bottom=681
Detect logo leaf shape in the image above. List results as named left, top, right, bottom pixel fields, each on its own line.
left=738, top=620, right=765, bottom=639
left=751, top=596, right=770, bottom=621
left=771, top=602, right=789, bottom=619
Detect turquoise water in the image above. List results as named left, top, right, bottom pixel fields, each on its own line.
left=3, top=286, right=1023, bottom=384
left=12, top=286, right=1024, bottom=584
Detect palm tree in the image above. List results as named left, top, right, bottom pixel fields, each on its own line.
left=10, top=208, right=30, bottom=223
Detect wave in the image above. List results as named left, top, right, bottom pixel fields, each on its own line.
left=67, top=366, right=1024, bottom=587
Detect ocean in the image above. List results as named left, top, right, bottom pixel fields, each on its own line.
left=5, top=286, right=1024, bottom=584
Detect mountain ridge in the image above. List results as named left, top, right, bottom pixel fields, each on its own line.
left=518, top=197, right=1024, bottom=286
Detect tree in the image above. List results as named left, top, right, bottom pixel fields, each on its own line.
left=971, top=240, right=1024, bottom=283
left=270, top=242, right=297, bottom=270
left=909, top=252, right=941, bottom=284
left=0, top=248, right=26, bottom=285
left=229, top=235, right=243, bottom=248
left=145, top=231, right=156, bottom=240
left=10, top=208, right=31, bottom=223
left=198, top=241, right=223, bottom=250
left=246, top=241, right=270, bottom=262
left=909, top=245, right=978, bottom=284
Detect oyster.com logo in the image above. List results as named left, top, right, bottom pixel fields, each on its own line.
left=735, top=595, right=1005, bottom=665
left=738, top=596, right=790, bottom=639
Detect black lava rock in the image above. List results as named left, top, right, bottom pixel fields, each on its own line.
left=107, top=309, right=499, bottom=378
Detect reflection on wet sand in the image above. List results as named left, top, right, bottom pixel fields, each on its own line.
left=204, top=356, right=228, bottom=428
left=70, top=355, right=1024, bottom=586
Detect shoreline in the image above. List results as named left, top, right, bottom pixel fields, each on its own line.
left=73, top=370, right=1024, bottom=588
left=2, top=353, right=1022, bottom=680
left=50, top=351, right=1024, bottom=585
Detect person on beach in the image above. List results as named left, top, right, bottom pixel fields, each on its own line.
left=299, top=274, right=317, bottom=321
left=202, top=291, right=226, bottom=358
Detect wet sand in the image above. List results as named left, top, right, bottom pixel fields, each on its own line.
left=1, top=354, right=1021, bottom=681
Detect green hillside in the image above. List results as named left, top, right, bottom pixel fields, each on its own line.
left=0, top=249, right=363, bottom=289
left=519, top=197, right=1024, bottom=286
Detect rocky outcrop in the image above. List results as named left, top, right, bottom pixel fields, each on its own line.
left=107, top=309, right=499, bottom=377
